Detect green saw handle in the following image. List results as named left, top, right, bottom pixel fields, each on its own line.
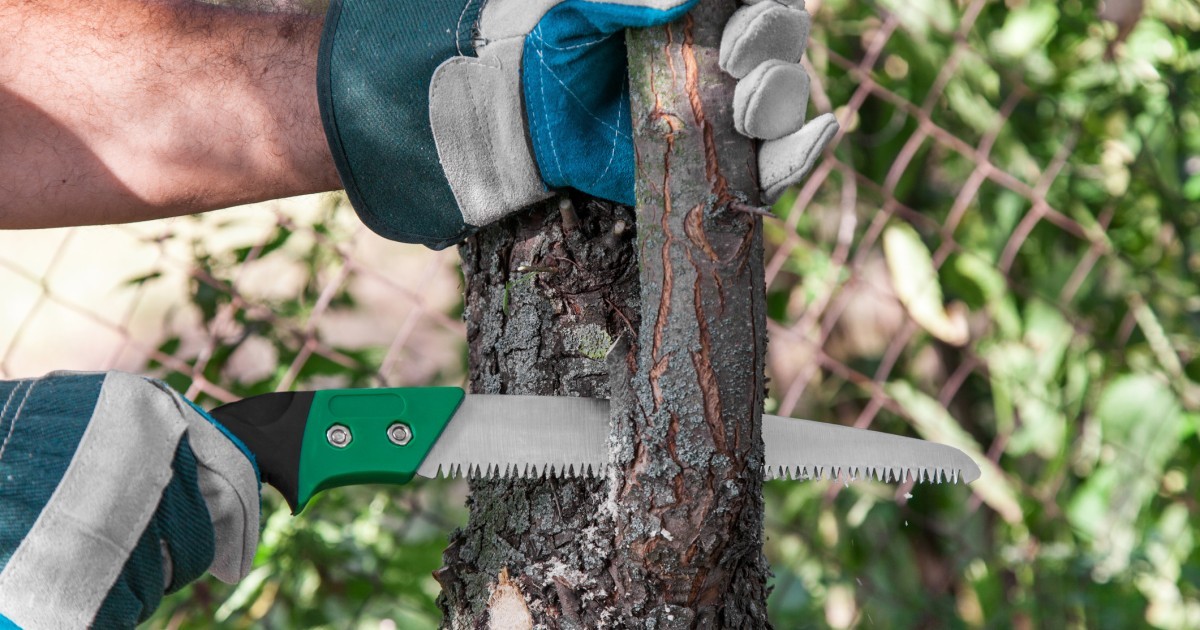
left=211, top=387, right=464, bottom=513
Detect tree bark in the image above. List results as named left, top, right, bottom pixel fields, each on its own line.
left=437, top=1, right=769, bottom=627
left=436, top=199, right=637, bottom=629
left=611, top=2, right=770, bottom=626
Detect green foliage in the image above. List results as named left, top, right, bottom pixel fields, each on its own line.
left=762, top=0, right=1200, bottom=626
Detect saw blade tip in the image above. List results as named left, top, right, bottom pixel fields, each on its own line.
left=762, top=463, right=980, bottom=485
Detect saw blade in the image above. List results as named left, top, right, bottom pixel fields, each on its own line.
left=416, top=395, right=611, bottom=479
left=416, top=396, right=979, bottom=484
left=763, top=415, right=980, bottom=484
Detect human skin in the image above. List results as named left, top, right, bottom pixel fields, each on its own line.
left=0, top=0, right=340, bottom=229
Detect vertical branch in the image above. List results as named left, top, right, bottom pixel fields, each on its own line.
left=611, top=0, right=772, bottom=627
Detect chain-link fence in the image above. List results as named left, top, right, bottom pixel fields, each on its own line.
left=0, top=196, right=470, bottom=626
left=0, top=196, right=465, bottom=399
left=760, top=0, right=1198, bottom=625
left=1, top=0, right=1196, bottom=626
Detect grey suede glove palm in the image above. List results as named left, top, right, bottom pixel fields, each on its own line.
left=722, top=0, right=839, bottom=201
left=319, top=0, right=837, bottom=248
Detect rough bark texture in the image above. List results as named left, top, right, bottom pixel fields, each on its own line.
left=437, top=1, right=769, bottom=627
left=611, top=2, right=771, bottom=627
left=436, top=199, right=636, bottom=629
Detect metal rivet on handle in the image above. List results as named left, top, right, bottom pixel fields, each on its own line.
left=326, top=424, right=352, bottom=448
left=387, top=422, right=413, bottom=446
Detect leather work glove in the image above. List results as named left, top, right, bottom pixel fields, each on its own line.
left=319, top=0, right=838, bottom=248
left=0, top=372, right=259, bottom=630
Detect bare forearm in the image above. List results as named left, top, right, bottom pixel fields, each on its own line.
left=0, top=0, right=339, bottom=229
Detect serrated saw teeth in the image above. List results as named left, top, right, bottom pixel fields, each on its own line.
left=433, top=461, right=969, bottom=484
left=428, top=462, right=609, bottom=480
left=762, top=464, right=972, bottom=484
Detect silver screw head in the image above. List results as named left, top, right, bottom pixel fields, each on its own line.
left=387, top=422, right=413, bottom=446
left=326, top=424, right=352, bottom=448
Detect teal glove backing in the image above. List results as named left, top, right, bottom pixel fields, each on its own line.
left=320, top=0, right=837, bottom=249
left=0, top=372, right=259, bottom=630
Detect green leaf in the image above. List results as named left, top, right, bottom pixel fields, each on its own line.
left=1099, top=374, right=1184, bottom=478
left=1128, top=297, right=1200, bottom=406
left=123, top=270, right=162, bottom=286
left=1182, top=412, right=1199, bottom=441
left=1184, top=175, right=1200, bottom=202
left=952, top=253, right=1021, bottom=339
left=989, top=3, right=1059, bottom=59
left=985, top=301, right=1075, bottom=459
left=1024, top=301, right=1072, bottom=382
left=1067, top=374, right=1185, bottom=576
left=233, top=228, right=293, bottom=263
left=986, top=341, right=1066, bottom=459
left=883, top=223, right=968, bottom=346
left=877, top=0, right=957, bottom=37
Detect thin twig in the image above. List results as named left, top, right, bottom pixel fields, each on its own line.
left=728, top=202, right=778, bottom=219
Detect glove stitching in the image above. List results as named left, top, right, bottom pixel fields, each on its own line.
left=41, top=465, right=173, bottom=553
left=530, top=28, right=630, bottom=139
left=0, top=379, right=38, bottom=464
left=0, top=378, right=25, bottom=422
left=0, top=380, right=22, bottom=462
left=464, top=63, right=499, bottom=201
left=590, top=73, right=625, bottom=190
left=193, top=453, right=255, bottom=578
left=430, top=57, right=504, bottom=222
left=532, top=26, right=566, bottom=181
left=483, top=34, right=526, bottom=46
left=532, top=32, right=615, bottom=52
left=455, top=0, right=474, bottom=56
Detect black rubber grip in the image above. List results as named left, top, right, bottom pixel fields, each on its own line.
left=210, top=391, right=315, bottom=512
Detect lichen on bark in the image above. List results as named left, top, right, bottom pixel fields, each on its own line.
left=437, top=199, right=637, bottom=629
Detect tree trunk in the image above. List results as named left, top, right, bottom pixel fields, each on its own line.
left=436, top=1, right=769, bottom=627
left=436, top=199, right=637, bottom=629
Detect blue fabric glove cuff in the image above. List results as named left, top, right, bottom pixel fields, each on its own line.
left=523, top=0, right=698, bottom=206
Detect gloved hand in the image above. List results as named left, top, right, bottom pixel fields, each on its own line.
left=0, top=372, right=259, bottom=630
left=319, top=0, right=837, bottom=249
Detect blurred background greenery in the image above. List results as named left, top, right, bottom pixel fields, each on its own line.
left=1, top=0, right=1197, bottom=627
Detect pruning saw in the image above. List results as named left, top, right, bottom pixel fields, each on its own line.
left=210, top=387, right=980, bottom=513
